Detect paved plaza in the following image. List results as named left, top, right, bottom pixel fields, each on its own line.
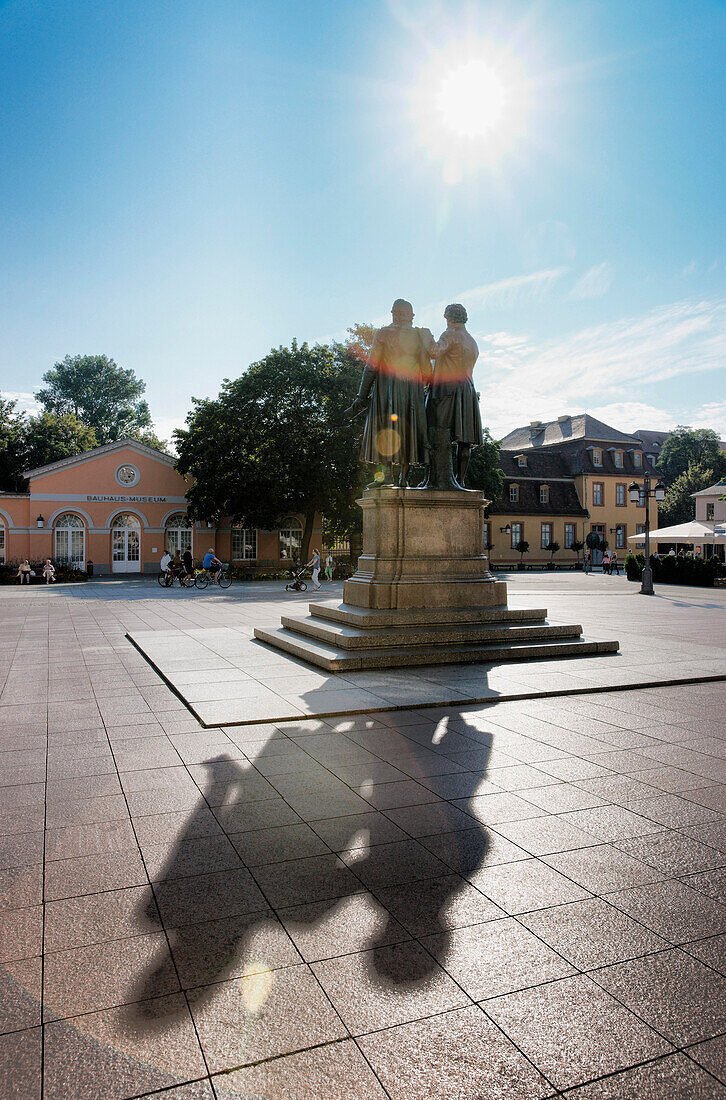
left=1, top=574, right=726, bottom=1097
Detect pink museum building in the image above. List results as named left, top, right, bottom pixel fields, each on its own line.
left=0, top=438, right=322, bottom=574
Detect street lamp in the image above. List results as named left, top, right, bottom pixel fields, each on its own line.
left=628, top=473, right=666, bottom=595
left=499, top=524, right=511, bottom=534
left=36, top=515, right=44, bottom=529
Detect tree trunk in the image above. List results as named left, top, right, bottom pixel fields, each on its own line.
left=301, top=509, right=316, bottom=564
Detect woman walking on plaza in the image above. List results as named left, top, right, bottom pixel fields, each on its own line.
left=309, top=548, right=321, bottom=590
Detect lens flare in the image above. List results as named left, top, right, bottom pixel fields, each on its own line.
left=375, top=428, right=401, bottom=458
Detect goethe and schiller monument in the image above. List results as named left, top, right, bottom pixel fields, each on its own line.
left=255, top=299, right=618, bottom=671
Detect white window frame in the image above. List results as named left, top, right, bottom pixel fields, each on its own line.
left=517, top=455, right=527, bottom=468
left=592, top=449, right=602, bottom=466
left=541, top=523, right=553, bottom=549
left=54, top=513, right=85, bottom=568
left=706, top=503, right=715, bottom=521
left=564, top=523, right=575, bottom=549
left=633, top=452, right=642, bottom=468
left=511, top=523, right=523, bottom=549
left=614, top=451, right=623, bottom=468
left=165, top=512, right=193, bottom=556
left=616, top=483, right=626, bottom=506
left=539, top=485, right=549, bottom=504
left=592, top=482, right=604, bottom=507
left=615, top=525, right=626, bottom=549
left=232, top=526, right=257, bottom=560
left=279, top=518, right=303, bottom=560
left=509, top=484, right=519, bottom=503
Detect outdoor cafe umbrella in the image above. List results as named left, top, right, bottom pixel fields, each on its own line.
left=627, top=520, right=718, bottom=543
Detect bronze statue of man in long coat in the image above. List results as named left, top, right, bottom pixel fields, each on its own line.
left=347, top=299, right=434, bottom=486
left=426, top=302, right=483, bottom=486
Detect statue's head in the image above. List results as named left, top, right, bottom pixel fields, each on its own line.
left=444, top=302, right=467, bottom=324
left=391, top=298, right=414, bottom=322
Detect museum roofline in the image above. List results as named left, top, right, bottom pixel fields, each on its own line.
left=22, top=437, right=176, bottom=479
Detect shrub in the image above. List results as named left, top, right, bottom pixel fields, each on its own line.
left=624, top=552, right=719, bottom=587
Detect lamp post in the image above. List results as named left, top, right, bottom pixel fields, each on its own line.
left=629, top=473, right=666, bottom=595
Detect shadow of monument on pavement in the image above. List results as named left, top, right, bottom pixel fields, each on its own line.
left=130, top=706, right=493, bottom=1020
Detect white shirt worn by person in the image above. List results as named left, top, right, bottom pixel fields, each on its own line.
left=160, top=553, right=172, bottom=572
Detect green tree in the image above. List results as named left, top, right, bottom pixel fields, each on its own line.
left=23, top=412, right=97, bottom=472
left=546, top=539, right=560, bottom=565
left=465, top=428, right=504, bottom=499
left=657, top=426, right=726, bottom=482
left=0, top=399, right=27, bottom=491
left=659, top=462, right=719, bottom=525
left=35, top=354, right=153, bottom=444
left=174, top=341, right=363, bottom=561
left=515, top=538, right=529, bottom=567
left=570, top=538, right=584, bottom=565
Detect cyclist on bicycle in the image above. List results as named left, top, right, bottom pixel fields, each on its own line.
left=160, top=550, right=172, bottom=575
left=203, top=547, right=222, bottom=577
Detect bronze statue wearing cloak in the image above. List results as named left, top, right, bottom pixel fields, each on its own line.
left=347, top=299, right=434, bottom=487
left=425, top=302, right=483, bottom=487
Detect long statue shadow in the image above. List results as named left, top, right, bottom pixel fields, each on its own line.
left=130, top=707, right=492, bottom=1016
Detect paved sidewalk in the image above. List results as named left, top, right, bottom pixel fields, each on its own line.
left=1, top=579, right=725, bottom=1097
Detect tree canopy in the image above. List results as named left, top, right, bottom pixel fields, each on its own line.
left=0, top=401, right=99, bottom=491
left=465, top=428, right=504, bottom=500
left=658, top=462, right=720, bottom=526
left=657, top=426, right=726, bottom=483
left=35, top=354, right=154, bottom=445
left=174, top=340, right=363, bottom=561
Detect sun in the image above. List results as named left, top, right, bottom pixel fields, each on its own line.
left=434, top=59, right=509, bottom=140
left=410, top=42, right=529, bottom=181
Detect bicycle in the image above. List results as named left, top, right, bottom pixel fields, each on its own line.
left=194, top=565, right=232, bottom=589
left=157, top=568, right=194, bottom=589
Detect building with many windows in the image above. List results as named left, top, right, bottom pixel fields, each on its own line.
left=0, top=438, right=326, bottom=574
left=486, top=414, right=659, bottom=566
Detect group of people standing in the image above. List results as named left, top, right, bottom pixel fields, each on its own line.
left=584, top=551, right=620, bottom=575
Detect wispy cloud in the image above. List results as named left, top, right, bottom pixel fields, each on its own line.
left=0, top=390, right=41, bottom=415
left=472, top=296, right=726, bottom=437
left=569, top=262, right=613, bottom=300
left=413, top=267, right=569, bottom=328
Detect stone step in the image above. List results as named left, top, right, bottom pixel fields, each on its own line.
left=308, top=601, right=548, bottom=629
left=253, top=625, right=619, bottom=672
left=280, top=614, right=582, bottom=651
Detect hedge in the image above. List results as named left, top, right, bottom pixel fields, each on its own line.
left=624, top=553, right=721, bottom=587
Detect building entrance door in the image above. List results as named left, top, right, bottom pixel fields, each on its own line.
left=590, top=524, right=605, bottom=566
left=111, top=514, right=142, bottom=573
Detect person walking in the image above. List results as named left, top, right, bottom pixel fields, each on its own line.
left=325, top=552, right=334, bottom=582
left=584, top=551, right=591, bottom=574
left=42, top=559, right=55, bottom=584
left=602, top=551, right=611, bottom=574
left=610, top=553, right=620, bottom=576
left=309, top=548, right=321, bottom=590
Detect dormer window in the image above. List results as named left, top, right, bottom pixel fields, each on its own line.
left=509, top=484, right=519, bottom=503
left=539, top=485, right=549, bottom=504
left=592, top=448, right=602, bottom=466
left=633, top=452, right=642, bottom=468
left=517, top=455, right=527, bottom=468
left=614, top=451, right=623, bottom=468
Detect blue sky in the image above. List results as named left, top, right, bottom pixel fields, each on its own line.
left=1, top=0, right=724, bottom=442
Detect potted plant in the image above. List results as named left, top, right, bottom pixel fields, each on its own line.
left=515, top=538, right=529, bottom=570
left=570, top=539, right=584, bottom=569
left=546, top=540, right=560, bottom=569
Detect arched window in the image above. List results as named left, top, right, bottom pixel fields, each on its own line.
left=165, top=512, right=193, bottom=556
left=54, top=513, right=85, bottom=568
left=111, top=513, right=141, bottom=572
left=232, top=525, right=257, bottom=560
left=279, top=517, right=303, bottom=560
left=0, top=516, right=5, bottom=563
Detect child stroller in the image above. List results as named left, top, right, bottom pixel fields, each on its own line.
left=285, top=563, right=308, bottom=592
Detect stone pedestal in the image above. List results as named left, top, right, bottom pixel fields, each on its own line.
left=254, top=487, right=618, bottom=672
left=344, top=488, right=507, bottom=610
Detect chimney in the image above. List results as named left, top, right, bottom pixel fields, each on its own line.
left=529, top=420, right=543, bottom=440
left=557, top=415, right=570, bottom=423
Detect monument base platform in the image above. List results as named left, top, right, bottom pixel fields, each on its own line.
left=255, top=488, right=619, bottom=671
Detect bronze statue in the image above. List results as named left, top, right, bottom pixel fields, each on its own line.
left=424, top=303, right=483, bottom=488
left=347, top=299, right=434, bottom=487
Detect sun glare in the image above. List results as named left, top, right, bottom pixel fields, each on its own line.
left=434, top=60, right=508, bottom=139
left=410, top=41, right=529, bottom=183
